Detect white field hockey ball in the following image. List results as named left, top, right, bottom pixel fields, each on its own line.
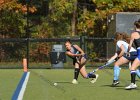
left=54, top=83, right=57, bottom=86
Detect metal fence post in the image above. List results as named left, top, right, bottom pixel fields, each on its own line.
left=26, top=38, right=30, bottom=69
left=80, top=36, right=86, bottom=52
left=26, top=0, right=30, bottom=69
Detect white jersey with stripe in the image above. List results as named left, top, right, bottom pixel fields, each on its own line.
left=116, top=40, right=136, bottom=53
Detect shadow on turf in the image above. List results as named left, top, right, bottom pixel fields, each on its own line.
left=101, top=84, right=140, bottom=91
left=55, top=81, right=72, bottom=84
left=101, top=84, right=124, bottom=87
left=116, top=87, right=140, bottom=91
left=55, top=81, right=95, bottom=84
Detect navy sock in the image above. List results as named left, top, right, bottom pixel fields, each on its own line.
left=74, top=68, right=80, bottom=80
left=131, top=70, right=136, bottom=84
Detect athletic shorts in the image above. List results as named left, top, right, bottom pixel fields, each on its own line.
left=73, top=54, right=88, bottom=65
left=73, top=58, right=77, bottom=65
left=123, top=51, right=137, bottom=61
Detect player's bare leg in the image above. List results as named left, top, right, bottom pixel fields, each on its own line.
left=80, top=66, right=99, bottom=83
left=112, top=57, right=129, bottom=86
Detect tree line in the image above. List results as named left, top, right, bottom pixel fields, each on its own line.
left=0, top=0, right=140, bottom=62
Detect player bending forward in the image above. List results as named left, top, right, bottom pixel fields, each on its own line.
left=106, top=32, right=140, bottom=86
left=65, top=40, right=98, bottom=84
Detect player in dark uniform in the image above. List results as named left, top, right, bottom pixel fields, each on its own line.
left=125, top=19, right=140, bottom=89
left=65, top=40, right=98, bottom=84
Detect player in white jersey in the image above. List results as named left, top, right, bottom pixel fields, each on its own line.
left=106, top=32, right=140, bottom=86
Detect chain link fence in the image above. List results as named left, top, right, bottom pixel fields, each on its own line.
left=0, top=37, right=114, bottom=69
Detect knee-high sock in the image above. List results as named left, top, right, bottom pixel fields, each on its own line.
left=136, top=69, right=140, bottom=78
left=74, top=68, right=80, bottom=80
left=131, top=70, right=136, bottom=84
left=114, top=66, right=121, bottom=81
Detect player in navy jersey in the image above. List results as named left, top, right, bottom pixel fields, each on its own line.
left=65, top=40, right=98, bottom=84
left=125, top=19, right=140, bottom=89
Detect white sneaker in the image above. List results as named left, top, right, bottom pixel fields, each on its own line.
left=72, top=79, right=78, bottom=84
left=125, top=83, right=137, bottom=90
left=90, top=74, right=99, bottom=83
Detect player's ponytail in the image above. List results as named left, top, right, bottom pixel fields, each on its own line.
left=122, top=32, right=130, bottom=43
left=114, top=32, right=130, bottom=44
left=114, top=32, right=123, bottom=44
left=134, top=19, right=140, bottom=29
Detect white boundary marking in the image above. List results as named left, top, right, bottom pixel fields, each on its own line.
left=17, top=72, right=30, bottom=100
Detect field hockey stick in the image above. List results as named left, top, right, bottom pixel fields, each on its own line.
left=92, top=59, right=115, bottom=73
left=75, top=51, right=80, bottom=64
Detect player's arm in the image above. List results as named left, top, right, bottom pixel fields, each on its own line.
left=117, top=44, right=125, bottom=58
left=73, top=45, right=85, bottom=55
left=107, top=53, right=118, bottom=63
left=65, top=51, right=82, bottom=57
left=128, top=33, right=135, bottom=52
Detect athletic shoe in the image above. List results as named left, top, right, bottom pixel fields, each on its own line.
left=112, top=80, right=120, bottom=86
left=90, top=74, right=99, bottom=83
left=125, top=83, right=137, bottom=90
left=72, top=79, right=78, bottom=84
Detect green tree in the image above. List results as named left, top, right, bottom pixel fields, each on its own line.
left=0, top=0, right=25, bottom=38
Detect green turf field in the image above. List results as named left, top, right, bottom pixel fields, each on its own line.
left=0, top=69, right=140, bottom=100
left=0, top=69, right=23, bottom=100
